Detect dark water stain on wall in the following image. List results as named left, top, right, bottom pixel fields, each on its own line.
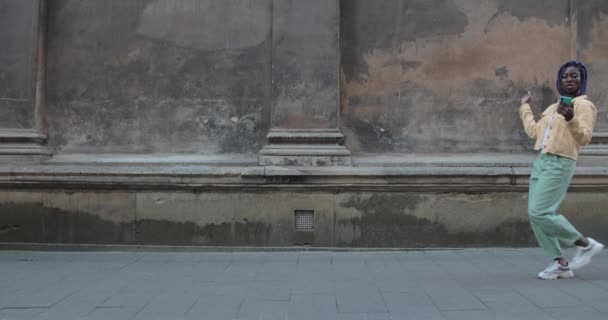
left=338, top=212, right=534, bottom=247
left=340, top=192, right=424, bottom=212
left=337, top=193, right=535, bottom=247
left=0, top=203, right=276, bottom=246
left=348, top=118, right=396, bottom=152
left=0, top=204, right=136, bottom=244
left=136, top=220, right=233, bottom=245
left=136, top=219, right=275, bottom=246
left=340, top=0, right=468, bottom=83
left=495, top=0, right=569, bottom=27
left=234, top=221, right=273, bottom=246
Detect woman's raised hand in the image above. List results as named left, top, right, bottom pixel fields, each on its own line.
left=521, top=91, right=532, bottom=104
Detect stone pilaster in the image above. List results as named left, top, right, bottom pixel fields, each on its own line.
left=258, top=0, right=351, bottom=166
left=574, top=1, right=608, bottom=156
left=0, top=0, right=50, bottom=163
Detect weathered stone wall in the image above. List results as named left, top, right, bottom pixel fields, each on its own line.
left=36, top=0, right=608, bottom=156
left=46, top=0, right=272, bottom=154
left=1, top=0, right=607, bottom=248
left=2, top=190, right=607, bottom=247
left=340, top=0, right=608, bottom=154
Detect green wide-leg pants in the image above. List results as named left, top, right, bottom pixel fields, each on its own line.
left=528, top=152, right=582, bottom=259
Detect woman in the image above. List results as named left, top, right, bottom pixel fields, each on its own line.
left=519, top=60, right=604, bottom=280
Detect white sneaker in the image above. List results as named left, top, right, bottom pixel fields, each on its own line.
left=570, top=238, right=604, bottom=269
left=537, top=261, right=574, bottom=280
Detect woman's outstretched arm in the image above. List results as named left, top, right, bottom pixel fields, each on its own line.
left=519, top=94, right=539, bottom=139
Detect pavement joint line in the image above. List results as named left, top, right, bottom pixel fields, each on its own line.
left=0, top=242, right=539, bottom=253
left=132, top=300, right=150, bottom=319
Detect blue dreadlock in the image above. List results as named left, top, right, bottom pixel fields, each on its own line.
left=556, top=60, right=588, bottom=96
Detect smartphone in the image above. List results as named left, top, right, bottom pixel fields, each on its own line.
left=560, top=96, right=573, bottom=106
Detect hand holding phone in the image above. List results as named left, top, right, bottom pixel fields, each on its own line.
left=557, top=96, right=574, bottom=121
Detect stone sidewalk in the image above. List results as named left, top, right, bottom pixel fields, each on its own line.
left=0, top=249, right=607, bottom=320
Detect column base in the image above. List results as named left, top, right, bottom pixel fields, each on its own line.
left=581, top=131, right=608, bottom=156
left=0, top=129, right=52, bottom=163
left=258, top=129, right=352, bottom=166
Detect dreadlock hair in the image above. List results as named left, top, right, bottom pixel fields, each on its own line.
left=556, top=60, right=588, bottom=96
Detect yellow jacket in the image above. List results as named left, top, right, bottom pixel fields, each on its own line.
left=519, top=95, right=597, bottom=160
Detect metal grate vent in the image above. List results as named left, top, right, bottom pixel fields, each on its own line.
left=294, top=210, right=314, bottom=230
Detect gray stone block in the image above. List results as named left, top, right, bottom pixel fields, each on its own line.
left=288, top=294, right=339, bottom=319
left=382, top=292, right=445, bottom=320
left=545, top=306, right=608, bottom=320
left=82, top=307, right=140, bottom=320
left=425, top=287, right=486, bottom=312
left=336, top=289, right=387, bottom=313
left=186, top=295, right=243, bottom=320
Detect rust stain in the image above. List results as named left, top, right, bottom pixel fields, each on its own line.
left=343, top=15, right=571, bottom=100
left=340, top=1, right=573, bottom=151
